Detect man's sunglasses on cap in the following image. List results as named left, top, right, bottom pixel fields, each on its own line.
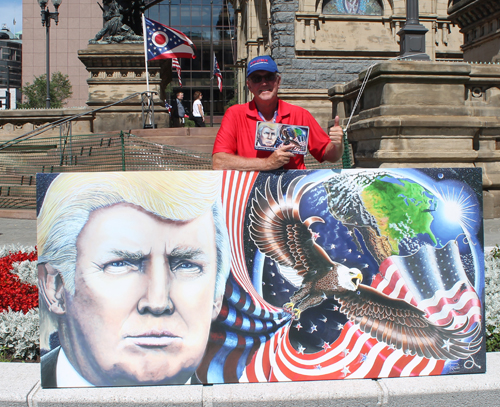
left=249, top=72, right=278, bottom=84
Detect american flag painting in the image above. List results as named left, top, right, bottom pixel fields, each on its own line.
left=198, top=168, right=485, bottom=383
left=36, top=169, right=485, bottom=388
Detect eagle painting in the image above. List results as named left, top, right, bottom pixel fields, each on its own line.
left=248, top=175, right=482, bottom=361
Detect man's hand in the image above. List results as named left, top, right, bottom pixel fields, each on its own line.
left=322, top=116, right=344, bottom=163
left=265, top=144, right=295, bottom=169
left=329, top=116, right=343, bottom=150
left=212, top=144, right=296, bottom=171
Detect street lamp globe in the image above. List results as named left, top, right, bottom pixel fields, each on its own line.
left=52, top=0, right=62, bottom=9
left=37, top=0, right=48, bottom=9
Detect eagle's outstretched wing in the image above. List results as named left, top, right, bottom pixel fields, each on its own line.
left=249, top=176, right=333, bottom=277
left=335, top=285, right=482, bottom=360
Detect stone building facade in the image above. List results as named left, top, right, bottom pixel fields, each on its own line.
left=448, top=0, right=500, bottom=63
left=0, top=25, right=22, bottom=109
left=233, top=0, right=463, bottom=127
left=22, top=0, right=102, bottom=108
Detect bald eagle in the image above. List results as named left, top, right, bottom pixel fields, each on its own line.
left=248, top=175, right=481, bottom=360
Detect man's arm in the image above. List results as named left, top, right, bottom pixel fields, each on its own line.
left=322, top=116, right=344, bottom=163
left=212, top=144, right=296, bottom=171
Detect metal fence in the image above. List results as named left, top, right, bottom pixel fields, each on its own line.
left=0, top=131, right=351, bottom=210
left=0, top=132, right=213, bottom=210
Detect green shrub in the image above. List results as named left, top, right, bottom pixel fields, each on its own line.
left=184, top=118, right=196, bottom=127
left=485, top=245, right=500, bottom=351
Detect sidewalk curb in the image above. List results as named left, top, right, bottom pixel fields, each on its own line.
left=1, top=353, right=499, bottom=407
left=0, top=210, right=36, bottom=220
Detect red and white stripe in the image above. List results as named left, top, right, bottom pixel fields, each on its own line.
left=221, top=171, right=280, bottom=313
left=172, top=58, right=182, bottom=87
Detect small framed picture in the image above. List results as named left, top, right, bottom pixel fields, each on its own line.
left=254, top=122, right=309, bottom=155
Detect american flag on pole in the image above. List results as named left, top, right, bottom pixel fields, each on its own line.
left=172, top=58, right=182, bottom=87
left=144, top=17, right=196, bottom=61
left=213, top=53, right=223, bottom=92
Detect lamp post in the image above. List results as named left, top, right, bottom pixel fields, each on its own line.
left=397, top=0, right=430, bottom=61
left=38, top=0, right=62, bottom=109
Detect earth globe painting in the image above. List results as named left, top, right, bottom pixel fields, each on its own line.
left=201, top=168, right=484, bottom=384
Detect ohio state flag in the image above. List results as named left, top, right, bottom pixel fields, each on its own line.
left=144, top=17, right=195, bottom=60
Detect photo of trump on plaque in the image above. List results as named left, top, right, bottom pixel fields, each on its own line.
left=254, top=122, right=309, bottom=155
left=255, top=122, right=279, bottom=148
left=37, top=172, right=230, bottom=388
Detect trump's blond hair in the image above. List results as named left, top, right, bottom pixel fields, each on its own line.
left=38, top=171, right=230, bottom=298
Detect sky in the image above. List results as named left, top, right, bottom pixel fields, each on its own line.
left=0, top=0, right=22, bottom=34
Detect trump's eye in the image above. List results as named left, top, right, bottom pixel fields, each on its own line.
left=170, top=260, right=202, bottom=274
left=102, top=260, right=141, bottom=275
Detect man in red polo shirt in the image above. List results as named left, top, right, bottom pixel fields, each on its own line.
left=212, top=55, right=344, bottom=170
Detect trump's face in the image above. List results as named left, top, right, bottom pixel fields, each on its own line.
left=60, top=203, right=221, bottom=386
left=258, top=126, right=277, bottom=147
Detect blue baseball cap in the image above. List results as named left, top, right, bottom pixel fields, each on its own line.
left=247, top=56, right=279, bottom=77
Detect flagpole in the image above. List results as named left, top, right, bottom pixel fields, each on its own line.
left=210, top=0, right=214, bottom=127
left=142, top=13, right=150, bottom=92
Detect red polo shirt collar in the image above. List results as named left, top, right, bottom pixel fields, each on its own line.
left=246, top=99, right=291, bottom=122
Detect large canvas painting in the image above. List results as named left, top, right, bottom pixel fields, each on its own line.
left=37, top=169, right=485, bottom=388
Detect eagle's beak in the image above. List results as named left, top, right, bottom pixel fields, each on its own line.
left=351, top=271, right=363, bottom=288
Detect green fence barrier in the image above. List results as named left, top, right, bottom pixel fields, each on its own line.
left=0, top=132, right=353, bottom=210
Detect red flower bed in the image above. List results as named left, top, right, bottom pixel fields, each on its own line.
left=0, top=250, right=38, bottom=314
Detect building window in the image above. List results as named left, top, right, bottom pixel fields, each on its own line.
left=322, top=0, right=383, bottom=16
left=2, top=48, right=11, bottom=60
left=147, top=0, right=236, bottom=116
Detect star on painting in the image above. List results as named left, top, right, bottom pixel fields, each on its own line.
left=319, top=315, right=328, bottom=323
left=342, top=348, right=350, bottom=357
left=387, top=344, right=396, bottom=351
left=297, top=344, right=306, bottom=354
left=442, top=339, right=452, bottom=351
left=295, top=322, right=303, bottom=331
left=360, top=353, right=368, bottom=362
left=309, top=323, right=318, bottom=333
left=315, top=364, right=322, bottom=370
left=330, top=244, right=336, bottom=249
left=341, top=366, right=350, bottom=376
left=312, top=231, right=320, bottom=240
left=322, top=342, right=331, bottom=352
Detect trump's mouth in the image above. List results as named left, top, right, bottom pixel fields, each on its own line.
left=125, top=330, right=181, bottom=347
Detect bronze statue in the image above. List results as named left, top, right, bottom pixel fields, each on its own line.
left=91, top=0, right=145, bottom=43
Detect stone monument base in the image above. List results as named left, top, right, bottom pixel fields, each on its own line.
left=329, top=60, right=500, bottom=218
left=78, top=43, right=171, bottom=133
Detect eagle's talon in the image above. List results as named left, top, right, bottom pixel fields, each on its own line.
left=293, top=308, right=301, bottom=320
left=284, top=302, right=295, bottom=311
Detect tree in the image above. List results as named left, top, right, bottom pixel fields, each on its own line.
left=19, top=72, right=73, bottom=109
